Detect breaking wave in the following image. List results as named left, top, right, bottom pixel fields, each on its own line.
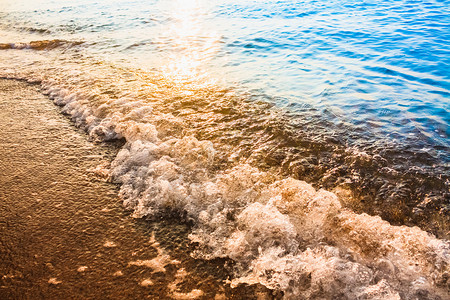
left=1, top=0, right=449, bottom=297
left=40, top=81, right=450, bottom=299
left=1, top=46, right=448, bottom=298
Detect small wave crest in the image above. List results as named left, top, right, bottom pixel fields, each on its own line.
left=0, top=39, right=83, bottom=51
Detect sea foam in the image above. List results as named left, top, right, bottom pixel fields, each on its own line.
left=0, top=48, right=448, bottom=299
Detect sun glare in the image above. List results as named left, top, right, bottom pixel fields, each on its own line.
left=161, top=0, right=219, bottom=87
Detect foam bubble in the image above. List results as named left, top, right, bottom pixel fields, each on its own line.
left=103, top=241, right=117, bottom=248
left=48, top=278, right=62, bottom=285
left=140, top=279, right=154, bottom=287
left=77, top=266, right=88, bottom=272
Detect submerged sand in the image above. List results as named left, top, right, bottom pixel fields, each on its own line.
left=0, top=79, right=251, bottom=299
left=0, top=78, right=147, bottom=298
left=1, top=79, right=447, bottom=299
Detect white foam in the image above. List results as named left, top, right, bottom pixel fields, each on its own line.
left=0, top=50, right=448, bottom=299
left=140, top=279, right=154, bottom=287
left=48, top=278, right=62, bottom=285
left=103, top=241, right=117, bottom=248
left=129, top=233, right=180, bottom=273
left=77, top=266, right=88, bottom=272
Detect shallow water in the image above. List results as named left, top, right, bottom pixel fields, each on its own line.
left=0, top=0, right=449, bottom=299
left=0, top=79, right=274, bottom=299
left=1, top=0, right=448, bottom=151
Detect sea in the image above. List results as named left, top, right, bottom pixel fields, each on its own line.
left=0, top=0, right=449, bottom=299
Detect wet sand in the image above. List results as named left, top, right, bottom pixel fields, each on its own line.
left=0, top=79, right=264, bottom=299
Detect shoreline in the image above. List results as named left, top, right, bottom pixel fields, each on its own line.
left=1, top=78, right=448, bottom=299
left=0, top=79, right=248, bottom=299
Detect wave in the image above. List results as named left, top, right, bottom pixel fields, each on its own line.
left=0, top=47, right=448, bottom=298
left=41, top=83, right=450, bottom=299
left=0, top=39, right=84, bottom=51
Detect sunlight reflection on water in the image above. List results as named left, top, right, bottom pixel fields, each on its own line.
left=161, top=0, right=220, bottom=88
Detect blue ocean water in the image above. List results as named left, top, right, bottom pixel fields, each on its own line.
left=1, top=0, right=449, bottom=157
